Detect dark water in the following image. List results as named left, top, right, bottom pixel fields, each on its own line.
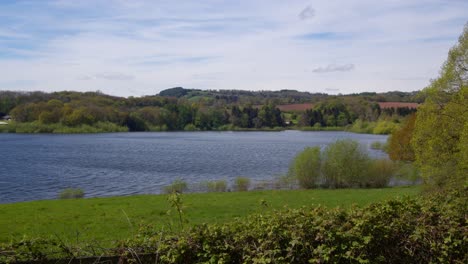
left=0, top=131, right=387, bottom=203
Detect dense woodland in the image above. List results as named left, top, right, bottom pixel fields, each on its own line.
left=0, top=88, right=418, bottom=133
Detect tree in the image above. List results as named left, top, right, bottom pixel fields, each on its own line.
left=125, top=113, right=148, bottom=131
left=388, top=114, right=416, bottom=161
left=63, top=108, right=95, bottom=126
left=290, top=147, right=322, bottom=188
left=411, top=23, right=468, bottom=189
left=322, top=139, right=370, bottom=188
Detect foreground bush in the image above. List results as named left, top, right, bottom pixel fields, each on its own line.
left=139, top=189, right=467, bottom=263
left=2, top=189, right=465, bottom=263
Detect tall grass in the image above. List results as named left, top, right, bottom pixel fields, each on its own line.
left=233, top=177, right=251, bottom=191
left=164, top=179, right=188, bottom=194
left=206, top=180, right=228, bottom=192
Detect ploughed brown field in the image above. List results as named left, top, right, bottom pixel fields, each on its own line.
left=377, top=102, right=419, bottom=109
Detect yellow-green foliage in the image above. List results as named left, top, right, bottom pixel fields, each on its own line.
left=348, top=118, right=401, bottom=134
left=206, top=180, right=227, bottom=192
left=290, top=140, right=399, bottom=188
left=0, top=121, right=127, bottom=133
left=322, top=139, right=371, bottom=188
left=411, top=24, right=468, bottom=190
left=164, top=180, right=188, bottom=194
left=348, top=119, right=374, bottom=133
left=233, top=177, right=251, bottom=191
left=388, top=114, right=416, bottom=161
left=372, top=119, right=400, bottom=134
left=290, top=147, right=321, bottom=188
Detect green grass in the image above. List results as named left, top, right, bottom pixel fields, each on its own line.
left=0, top=187, right=420, bottom=245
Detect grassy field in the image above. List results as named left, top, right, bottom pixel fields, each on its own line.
left=0, top=187, right=420, bottom=245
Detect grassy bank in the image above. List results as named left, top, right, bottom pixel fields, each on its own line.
left=0, top=187, right=420, bottom=245
left=0, top=120, right=398, bottom=134
left=0, top=121, right=128, bottom=133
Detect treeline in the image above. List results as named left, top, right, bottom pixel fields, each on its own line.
left=0, top=88, right=418, bottom=133
left=298, top=98, right=383, bottom=127
left=3, top=96, right=285, bottom=132
left=158, top=86, right=423, bottom=104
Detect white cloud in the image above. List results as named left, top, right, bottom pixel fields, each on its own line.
left=79, top=73, right=135, bottom=81
left=312, top=64, right=355, bottom=73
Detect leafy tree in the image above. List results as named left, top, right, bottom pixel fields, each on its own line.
left=411, top=23, right=468, bottom=189
left=125, top=113, right=148, bottom=131
left=322, top=139, right=370, bottom=188
left=388, top=114, right=416, bottom=161
left=63, top=108, right=95, bottom=126
left=315, top=99, right=351, bottom=126
left=176, top=103, right=195, bottom=129
left=159, top=87, right=190, bottom=97
left=290, top=147, right=322, bottom=188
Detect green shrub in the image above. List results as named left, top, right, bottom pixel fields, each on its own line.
left=206, top=180, right=227, bottom=192
left=164, top=180, right=188, bottom=194
left=289, top=140, right=401, bottom=189
left=148, top=124, right=168, bottom=131
left=365, top=159, right=396, bottom=187
left=394, top=162, right=421, bottom=184
left=289, top=146, right=322, bottom=188
left=322, top=139, right=371, bottom=188
left=183, top=124, right=197, bottom=131
left=372, top=120, right=400, bottom=134
left=348, top=119, right=375, bottom=133
left=233, top=177, right=251, bottom=192
left=58, top=188, right=84, bottom=199
left=216, top=124, right=235, bottom=131
left=1, top=121, right=127, bottom=133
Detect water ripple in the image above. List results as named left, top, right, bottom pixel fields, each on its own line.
left=0, top=131, right=388, bottom=203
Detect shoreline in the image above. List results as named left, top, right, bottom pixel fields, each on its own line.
left=0, top=124, right=392, bottom=135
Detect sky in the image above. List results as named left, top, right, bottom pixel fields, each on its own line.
left=0, top=0, right=467, bottom=97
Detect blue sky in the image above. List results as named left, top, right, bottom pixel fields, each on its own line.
left=0, top=0, right=466, bottom=96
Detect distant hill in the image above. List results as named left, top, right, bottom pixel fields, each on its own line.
left=158, top=87, right=423, bottom=105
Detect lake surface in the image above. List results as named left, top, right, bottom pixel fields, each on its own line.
left=0, top=131, right=387, bottom=203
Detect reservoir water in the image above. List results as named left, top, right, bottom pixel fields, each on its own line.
left=0, top=131, right=387, bottom=203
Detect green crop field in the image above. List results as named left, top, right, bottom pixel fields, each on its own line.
left=0, top=187, right=420, bottom=245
